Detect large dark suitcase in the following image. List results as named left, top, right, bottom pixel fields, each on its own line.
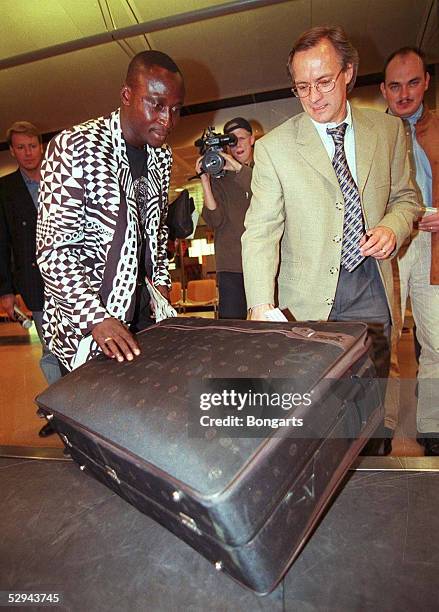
left=37, top=318, right=383, bottom=594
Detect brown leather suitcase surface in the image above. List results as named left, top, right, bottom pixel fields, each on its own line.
left=37, top=318, right=383, bottom=594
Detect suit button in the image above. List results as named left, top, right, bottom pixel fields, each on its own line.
left=333, top=235, right=341, bottom=243
left=22, top=221, right=27, bottom=226
left=32, top=262, right=36, bottom=268
left=335, top=202, right=343, bottom=210
left=325, top=298, right=334, bottom=306
left=330, top=267, right=338, bottom=275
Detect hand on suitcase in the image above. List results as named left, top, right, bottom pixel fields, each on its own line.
left=92, top=318, right=141, bottom=363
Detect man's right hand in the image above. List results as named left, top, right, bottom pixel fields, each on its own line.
left=92, top=318, right=140, bottom=363
left=0, top=294, right=17, bottom=319
left=196, top=156, right=219, bottom=211
left=195, top=156, right=211, bottom=186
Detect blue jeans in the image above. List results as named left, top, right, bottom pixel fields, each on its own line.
left=32, top=311, right=62, bottom=385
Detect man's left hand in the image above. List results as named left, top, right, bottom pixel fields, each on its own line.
left=219, top=152, right=242, bottom=172
left=418, top=211, right=439, bottom=233
left=359, top=226, right=396, bottom=259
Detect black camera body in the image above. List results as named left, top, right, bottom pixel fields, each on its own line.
left=195, top=127, right=237, bottom=177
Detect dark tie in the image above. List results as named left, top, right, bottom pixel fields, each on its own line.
left=327, top=123, right=365, bottom=272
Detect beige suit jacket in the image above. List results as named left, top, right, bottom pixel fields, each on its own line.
left=242, top=106, right=418, bottom=320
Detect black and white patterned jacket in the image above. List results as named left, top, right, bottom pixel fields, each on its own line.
left=36, top=109, right=172, bottom=370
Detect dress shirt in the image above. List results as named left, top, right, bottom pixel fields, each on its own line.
left=311, top=102, right=358, bottom=184
left=20, top=169, right=39, bottom=208
left=405, top=104, right=432, bottom=206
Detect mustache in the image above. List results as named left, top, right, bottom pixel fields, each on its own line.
left=397, top=97, right=414, bottom=104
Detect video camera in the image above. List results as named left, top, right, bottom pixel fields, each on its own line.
left=195, top=127, right=237, bottom=178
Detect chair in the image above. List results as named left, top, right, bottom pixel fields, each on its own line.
left=169, top=281, right=183, bottom=310
left=181, top=279, right=218, bottom=316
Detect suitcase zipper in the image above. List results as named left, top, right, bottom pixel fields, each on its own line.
left=105, top=465, right=121, bottom=485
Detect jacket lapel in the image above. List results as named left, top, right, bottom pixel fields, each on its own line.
left=295, top=114, right=340, bottom=190
left=110, top=109, right=137, bottom=216
left=10, top=170, right=38, bottom=219
left=294, top=108, right=378, bottom=196
left=352, top=107, right=377, bottom=197
left=145, top=145, right=162, bottom=218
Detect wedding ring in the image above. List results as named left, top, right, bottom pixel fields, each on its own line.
left=104, top=336, right=113, bottom=343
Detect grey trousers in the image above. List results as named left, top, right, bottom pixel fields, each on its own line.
left=329, top=256, right=391, bottom=391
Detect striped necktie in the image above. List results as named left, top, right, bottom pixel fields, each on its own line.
left=327, top=123, right=365, bottom=272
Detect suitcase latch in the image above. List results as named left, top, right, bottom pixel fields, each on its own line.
left=179, top=512, right=201, bottom=535
left=105, top=465, right=121, bottom=485
left=60, top=434, right=72, bottom=447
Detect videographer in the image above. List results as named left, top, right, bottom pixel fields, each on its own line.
left=196, top=117, right=254, bottom=319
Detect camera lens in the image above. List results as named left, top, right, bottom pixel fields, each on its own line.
left=201, top=150, right=225, bottom=176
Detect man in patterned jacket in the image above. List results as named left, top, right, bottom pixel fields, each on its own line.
left=37, top=50, right=185, bottom=374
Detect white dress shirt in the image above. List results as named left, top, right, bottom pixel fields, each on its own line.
left=311, top=102, right=358, bottom=184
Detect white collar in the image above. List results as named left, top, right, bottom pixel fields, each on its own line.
left=311, top=102, right=353, bottom=137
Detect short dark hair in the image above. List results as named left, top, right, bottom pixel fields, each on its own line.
left=288, top=25, right=359, bottom=93
left=126, top=50, right=182, bottom=87
left=383, top=46, right=427, bottom=81
left=6, top=121, right=41, bottom=146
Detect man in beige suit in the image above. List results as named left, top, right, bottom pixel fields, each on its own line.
left=242, top=25, right=418, bottom=451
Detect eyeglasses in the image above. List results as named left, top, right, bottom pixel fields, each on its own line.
left=292, top=68, right=344, bottom=98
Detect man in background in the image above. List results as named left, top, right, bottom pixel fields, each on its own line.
left=381, top=47, right=439, bottom=455
left=0, top=122, right=61, bottom=436
left=37, top=51, right=184, bottom=374
left=198, top=117, right=254, bottom=319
